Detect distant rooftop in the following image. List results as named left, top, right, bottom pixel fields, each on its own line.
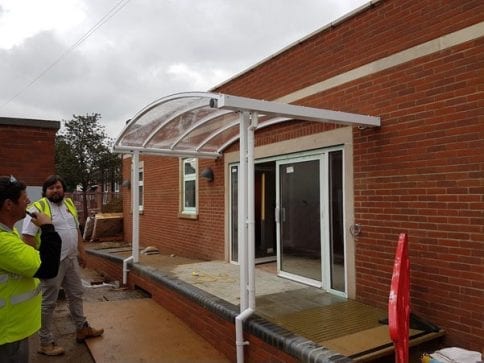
left=0, top=116, right=60, bottom=130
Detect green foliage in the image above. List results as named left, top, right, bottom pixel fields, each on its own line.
left=55, top=137, right=78, bottom=191
left=55, top=113, right=121, bottom=192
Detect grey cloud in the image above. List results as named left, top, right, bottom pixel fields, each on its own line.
left=1, top=0, right=366, bottom=138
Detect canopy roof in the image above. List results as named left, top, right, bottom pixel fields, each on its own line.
left=114, top=92, right=380, bottom=158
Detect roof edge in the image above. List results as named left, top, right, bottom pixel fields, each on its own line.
left=209, top=0, right=382, bottom=92
left=0, top=117, right=61, bottom=130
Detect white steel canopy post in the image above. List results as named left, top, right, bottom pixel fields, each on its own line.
left=123, top=150, right=140, bottom=285
left=131, top=151, right=140, bottom=263
left=236, top=111, right=255, bottom=363
left=247, top=112, right=257, bottom=310
left=238, top=112, right=249, bottom=311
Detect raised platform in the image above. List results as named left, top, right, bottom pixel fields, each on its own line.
left=86, top=244, right=444, bottom=362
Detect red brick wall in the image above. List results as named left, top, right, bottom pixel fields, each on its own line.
left=120, top=0, right=483, bottom=351
left=214, top=0, right=483, bottom=351
left=0, top=124, right=58, bottom=184
left=348, top=42, right=483, bottom=351
left=214, top=0, right=482, bottom=104
left=87, top=254, right=297, bottom=363
left=122, top=156, right=227, bottom=260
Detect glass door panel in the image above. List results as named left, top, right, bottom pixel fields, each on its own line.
left=255, top=162, right=277, bottom=260
left=230, top=162, right=277, bottom=263
left=278, top=158, right=321, bottom=283
left=329, top=150, right=345, bottom=292
left=230, top=165, right=238, bottom=262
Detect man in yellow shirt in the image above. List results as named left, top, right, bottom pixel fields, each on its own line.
left=0, top=175, right=61, bottom=363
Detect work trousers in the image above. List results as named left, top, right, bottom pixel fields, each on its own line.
left=0, top=337, right=29, bottom=363
left=39, top=255, right=86, bottom=345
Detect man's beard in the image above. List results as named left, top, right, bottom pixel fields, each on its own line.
left=47, top=194, right=64, bottom=204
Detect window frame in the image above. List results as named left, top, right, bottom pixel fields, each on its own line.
left=180, top=158, right=198, bottom=216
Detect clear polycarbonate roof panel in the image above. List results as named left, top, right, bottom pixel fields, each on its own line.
left=202, top=124, right=242, bottom=152
left=145, top=105, right=218, bottom=149
left=115, top=93, right=234, bottom=157
left=175, top=111, right=240, bottom=151
left=118, top=95, right=213, bottom=148
left=114, top=92, right=380, bottom=158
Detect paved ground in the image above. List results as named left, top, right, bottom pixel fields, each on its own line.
left=84, top=299, right=229, bottom=363
left=29, top=267, right=148, bottom=363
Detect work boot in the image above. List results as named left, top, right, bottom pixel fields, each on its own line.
left=76, top=322, right=104, bottom=343
left=38, top=342, right=65, bottom=356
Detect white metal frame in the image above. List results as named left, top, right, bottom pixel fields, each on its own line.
left=113, top=92, right=380, bottom=363
left=276, top=154, right=324, bottom=288
left=181, top=158, right=197, bottom=215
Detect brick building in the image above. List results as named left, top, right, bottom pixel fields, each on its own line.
left=116, top=0, right=483, bottom=352
left=0, top=117, right=60, bottom=200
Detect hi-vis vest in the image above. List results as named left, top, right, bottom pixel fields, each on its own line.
left=0, top=226, right=42, bottom=344
left=31, top=197, right=78, bottom=248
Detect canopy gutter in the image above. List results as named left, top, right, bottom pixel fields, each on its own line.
left=213, top=94, right=381, bottom=127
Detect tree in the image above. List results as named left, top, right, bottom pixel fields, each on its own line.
left=55, top=113, right=121, bottom=224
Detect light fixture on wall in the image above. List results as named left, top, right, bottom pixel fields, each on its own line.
left=200, top=167, right=214, bottom=182
left=122, top=180, right=131, bottom=189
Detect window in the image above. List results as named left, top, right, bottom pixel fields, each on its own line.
left=181, top=158, right=197, bottom=214
left=103, top=183, right=109, bottom=205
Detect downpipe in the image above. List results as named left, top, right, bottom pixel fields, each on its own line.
left=123, top=255, right=134, bottom=285
left=236, top=308, right=254, bottom=363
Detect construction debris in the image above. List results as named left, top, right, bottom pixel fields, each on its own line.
left=141, top=246, right=160, bottom=255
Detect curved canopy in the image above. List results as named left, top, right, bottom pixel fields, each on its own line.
left=114, top=92, right=380, bottom=159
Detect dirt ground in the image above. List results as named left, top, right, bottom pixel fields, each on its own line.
left=29, top=267, right=148, bottom=363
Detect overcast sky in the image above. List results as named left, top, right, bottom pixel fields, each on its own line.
left=0, top=0, right=368, bottom=139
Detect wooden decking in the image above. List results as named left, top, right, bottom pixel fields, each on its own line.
left=255, top=289, right=444, bottom=361
left=322, top=326, right=445, bottom=362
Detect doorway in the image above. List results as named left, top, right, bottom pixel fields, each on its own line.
left=229, top=149, right=346, bottom=295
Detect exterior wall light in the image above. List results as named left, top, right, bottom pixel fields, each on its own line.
left=200, top=167, right=214, bottom=182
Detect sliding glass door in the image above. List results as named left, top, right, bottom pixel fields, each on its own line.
left=230, top=148, right=346, bottom=295
left=277, top=156, right=322, bottom=286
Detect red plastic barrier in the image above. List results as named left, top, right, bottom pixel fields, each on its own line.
left=388, top=233, right=410, bottom=363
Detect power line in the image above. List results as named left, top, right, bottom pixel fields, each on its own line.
left=1, top=0, right=131, bottom=109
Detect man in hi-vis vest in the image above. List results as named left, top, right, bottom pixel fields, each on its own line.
left=22, top=175, right=103, bottom=356
left=0, top=175, right=61, bottom=363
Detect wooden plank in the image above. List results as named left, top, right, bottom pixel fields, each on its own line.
left=321, top=325, right=445, bottom=362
